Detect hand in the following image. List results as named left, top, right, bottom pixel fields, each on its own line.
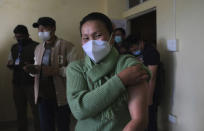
left=41, top=66, right=59, bottom=76
left=7, top=60, right=14, bottom=69
left=117, top=65, right=149, bottom=87
left=23, top=64, right=40, bottom=74
left=7, top=60, right=13, bottom=66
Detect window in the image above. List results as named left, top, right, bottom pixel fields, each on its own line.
left=129, top=0, right=149, bottom=8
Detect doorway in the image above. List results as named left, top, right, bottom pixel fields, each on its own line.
left=129, top=10, right=156, bottom=46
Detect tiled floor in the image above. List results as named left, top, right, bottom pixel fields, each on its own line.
left=0, top=115, right=77, bottom=131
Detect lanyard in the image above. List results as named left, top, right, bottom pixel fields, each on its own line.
left=18, top=43, right=23, bottom=57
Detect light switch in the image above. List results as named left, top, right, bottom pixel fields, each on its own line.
left=167, top=39, right=178, bottom=52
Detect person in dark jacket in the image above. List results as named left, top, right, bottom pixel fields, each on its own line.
left=113, top=28, right=128, bottom=54
left=128, top=35, right=160, bottom=131
left=7, top=25, right=40, bottom=131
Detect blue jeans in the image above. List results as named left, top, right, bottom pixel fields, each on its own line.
left=38, top=98, right=70, bottom=131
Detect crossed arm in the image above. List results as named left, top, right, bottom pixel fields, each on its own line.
left=67, top=62, right=149, bottom=125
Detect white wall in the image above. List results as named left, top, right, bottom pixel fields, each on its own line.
left=171, top=0, right=204, bottom=130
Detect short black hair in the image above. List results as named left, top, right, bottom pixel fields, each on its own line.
left=13, top=25, right=29, bottom=35
left=114, top=28, right=126, bottom=36
left=125, top=35, right=140, bottom=48
left=80, top=12, right=113, bottom=35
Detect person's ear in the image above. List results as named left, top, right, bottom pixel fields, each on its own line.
left=50, top=27, right=56, bottom=36
left=25, top=34, right=29, bottom=38
left=52, top=26, right=56, bottom=32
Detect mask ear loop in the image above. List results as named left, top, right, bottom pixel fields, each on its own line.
left=108, top=33, right=113, bottom=49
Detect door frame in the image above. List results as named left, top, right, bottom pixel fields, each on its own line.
left=126, top=7, right=156, bottom=36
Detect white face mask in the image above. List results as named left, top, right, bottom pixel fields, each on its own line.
left=114, top=36, right=122, bottom=43
left=38, top=31, right=51, bottom=41
left=82, top=39, right=111, bottom=63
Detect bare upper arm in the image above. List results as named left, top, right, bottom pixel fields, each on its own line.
left=148, top=65, right=158, bottom=80
left=127, top=81, right=148, bottom=121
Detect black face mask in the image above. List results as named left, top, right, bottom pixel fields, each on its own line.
left=17, top=38, right=28, bottom=45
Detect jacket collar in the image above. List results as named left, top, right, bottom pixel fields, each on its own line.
left=85, top=47, right=119, bottom=82
left=43, top=36, right=59, bottom=48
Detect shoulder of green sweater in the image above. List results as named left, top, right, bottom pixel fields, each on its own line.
left=118, top=54, right=136, bottom=61
left=117, top=54, right=141, bottom=69
left=67, top=58, right=85, bottom=72
left=118, top=54, right=152, bottom=79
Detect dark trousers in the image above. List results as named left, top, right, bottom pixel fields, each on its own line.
left=13, top=85, right=41, bottom=131
left=147, top=104, right=158, bottom=131
left=38, top=98, right=70, bottom=131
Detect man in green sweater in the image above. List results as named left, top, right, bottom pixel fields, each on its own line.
left=66, top=12, right=151, bottom=131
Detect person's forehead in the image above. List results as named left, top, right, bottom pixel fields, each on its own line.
left=115, top=30, right=124, bottom=35
left=81, top=20, right=108, bottom=35
left=38, top=25, right=52, bottom=30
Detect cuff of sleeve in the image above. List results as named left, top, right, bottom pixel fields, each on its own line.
left=59, top=67, right=66, bottom=77
left=142, top=65, right=152, bottom=81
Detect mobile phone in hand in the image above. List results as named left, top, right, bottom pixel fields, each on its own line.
left=24, top=65, right=40, bottom=74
